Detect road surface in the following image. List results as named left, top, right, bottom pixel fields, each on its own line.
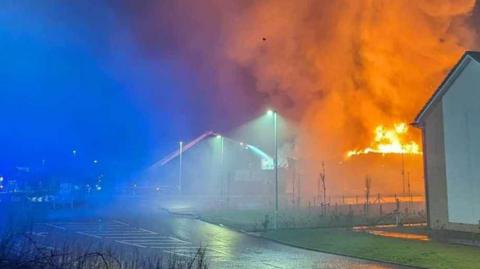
left=32, top=204, right=410, bottom=269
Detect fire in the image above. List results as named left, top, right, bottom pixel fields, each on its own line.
left=346, top=123, right=421, bottom=158
left=133, top=0, right=476, bottom=195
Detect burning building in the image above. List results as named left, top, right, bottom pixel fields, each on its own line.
left=144, top=131, right=291, bottom=209
left=414, top=51, right=480, bottom=234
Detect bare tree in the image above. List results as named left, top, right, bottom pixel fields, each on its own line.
left=374, top=193, right=384, bottom=216
left=364, top=176, right=372, bottom=216
left=407, top=171, right=413, bottom=215
left=319, top=162, right=327, bottom=215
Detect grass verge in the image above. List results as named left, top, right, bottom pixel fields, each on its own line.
left=200, top=209, right=424, bottom=232
left=262, top=227, right=480, bottom=269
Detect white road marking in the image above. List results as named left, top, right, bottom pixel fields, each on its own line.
left=100, top=235, right=166, bottom=239
left=262, top=262, right=284, bottom=268
left=27, top=232, right=48, bottom=237
left=168, top=236, right=189, bottom=243
left=44, top=223, right=67, bottom=230
left=115, top=241, right=147, bottom=248
left=40, top=220, right=225, bottom=259
left=118, top=239, right=183, bottom=243
left=84, top=231, right=151, bottom=236
left=77, top=231, right=101, bottom=239
left=132, top=242, right=191, bottom=247
left=138, top=228, right=158, bottom=234
left=113, top=220, right=130, bottom=226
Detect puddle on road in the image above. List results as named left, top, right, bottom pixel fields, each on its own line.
left=363, top=230, right=429, bottom=241
left=353, top=223, right=430, bottom=241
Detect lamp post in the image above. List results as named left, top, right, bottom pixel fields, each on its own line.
left=178, top=141, right=183, bottom=193
left=216, top=135, right=225, bottom=200
left=268, top=110, right=279, bottom=230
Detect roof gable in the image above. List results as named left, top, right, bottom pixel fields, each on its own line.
left=413, top=51, right=480, bottom=126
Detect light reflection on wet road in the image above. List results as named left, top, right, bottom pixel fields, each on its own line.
left=143, top=214, right=409, bottom=268
left=38, top=207, right=411, bottom=269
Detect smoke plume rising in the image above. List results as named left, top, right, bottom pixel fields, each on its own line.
left=119, top=0, right=479, bottom=196
left=216, top=0, right=478, bottom=196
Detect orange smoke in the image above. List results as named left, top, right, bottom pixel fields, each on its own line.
left=217, top=0, right=478, bottom=196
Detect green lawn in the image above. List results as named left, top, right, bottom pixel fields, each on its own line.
left=262, top=228, right=480, bottom=269
left=200, top=209, right=424, bottom=232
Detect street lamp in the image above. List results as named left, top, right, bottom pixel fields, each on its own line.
left=267, top=109, right=279, bottom=229
left=178, top=141, right=183, bottom=193
left=216, top=134, right=225, bottom=201
left=217, top=135, right=225, bottom=198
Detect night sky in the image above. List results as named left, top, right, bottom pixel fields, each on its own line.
left=0, top=1, right=265, bottom=179
left=3, top=0, right=478, bottom=190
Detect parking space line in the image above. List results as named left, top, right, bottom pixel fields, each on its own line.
left=163, top=251, right=194, bottom=258
left=168, top=236, right=189, bottom=243
left=131, top=242, right=191, bottom=246
left=121, top=240, right=183, bottom=244
left=84, top=231, right=151, bottom=236
left=77, top=231, right=101, bottom=239
left=72, top=227, right=125, bottom=231
left=262, top=262, right=284, bottom=268
left=113, top=220, right=130, bottom=226
left=50, top=223, right=124, bottom=227
left=117, top=236, right=179, bottom=240
left=39, top=220, right=225, bottom=260
left=101, top=235, right=165, bottom=239
left=44, top=223, right=67, bottom=230
left=115, top=240, right=147, bottom=248
left=138, top=228, right=158, bottom=234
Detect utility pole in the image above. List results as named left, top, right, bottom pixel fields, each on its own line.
left=316, top=170, right=320, bottom=207
left=178, top=141, right=183, bottom=193
left=407, top=171, right=413, bottom=214
left=217, top=135, right=225, bottom=201
left=273, top=111, right=279, bottom=230
left=297, top=173, right=302, bottom=207
left=401, top=152, right=406, bottom=195
left=291, top=159, right=296, bottom=207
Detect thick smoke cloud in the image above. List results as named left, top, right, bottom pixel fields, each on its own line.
left=218, top=0, right=478, bottom=195
left=223, top=0, right=477, bottom=154
left=114, top=0, right=478, bottom=195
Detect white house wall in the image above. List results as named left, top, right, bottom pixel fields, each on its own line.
left=442, top=59, right=480, bottom=225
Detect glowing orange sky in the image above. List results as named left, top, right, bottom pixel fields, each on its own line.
left=216, top=0, right=478, bottom=196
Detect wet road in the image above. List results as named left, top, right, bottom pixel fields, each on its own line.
left=33, top=205, right=410, bottom=269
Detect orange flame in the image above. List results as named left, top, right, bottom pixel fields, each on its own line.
left=347, top=123, right=421, bottom=158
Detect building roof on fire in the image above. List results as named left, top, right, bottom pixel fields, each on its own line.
left=413, top=51, right=480, bottom=127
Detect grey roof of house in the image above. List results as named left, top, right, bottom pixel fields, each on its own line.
left=413, top=51, right=480, bottom=126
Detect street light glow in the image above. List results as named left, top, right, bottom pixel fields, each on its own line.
left=216, top=134, right=222, bottom=139
left=267, top=110, right=274, bottom=116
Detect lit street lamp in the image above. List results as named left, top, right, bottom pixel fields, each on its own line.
left=267, top=109, right=279, bottom=230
